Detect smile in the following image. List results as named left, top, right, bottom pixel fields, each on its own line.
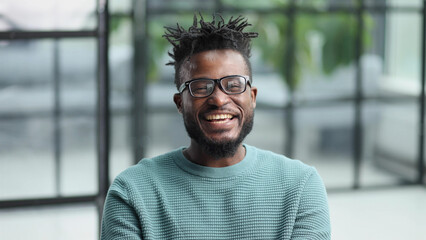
left=205, top=114, right=234, bottom=122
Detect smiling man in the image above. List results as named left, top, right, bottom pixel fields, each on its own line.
left=174, top=49, right=256, bottom=167
left=101, top=14, right=331, bottom=240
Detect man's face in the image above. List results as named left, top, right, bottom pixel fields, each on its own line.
left=173, top=49, right=257, bottom=158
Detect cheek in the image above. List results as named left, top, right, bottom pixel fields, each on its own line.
left=238, top=95, right=256, bottom=113
left=251, top=100, right=256, bottom=109
left=181, top=98, right=200, bottom=116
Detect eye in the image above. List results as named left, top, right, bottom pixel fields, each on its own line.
left=228, top=82, right=242, bottom=88
left=190, top=81, right=213, bottom=94
left=225, top=78, right=244, bottom=91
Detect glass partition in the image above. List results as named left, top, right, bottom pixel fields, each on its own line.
left=362, top=102, right=419, bottom=186
left=0, top=37, right=98, bottom=199
left=294, top=104, right=355, bottom=188
left=0, top=0, right=97, bottom=31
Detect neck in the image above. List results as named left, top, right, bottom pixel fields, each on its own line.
left=183, top=140, right=246, bottom=167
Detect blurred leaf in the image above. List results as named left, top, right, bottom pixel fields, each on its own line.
left=109, top=17, right=123, bottom=33
left=254, top=11, right=373, bottom=91
left=318, top=15, right=356, bottom=74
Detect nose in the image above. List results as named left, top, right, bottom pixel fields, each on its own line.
left=206, top=84, right=230, bottom=107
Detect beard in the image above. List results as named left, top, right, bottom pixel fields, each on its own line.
left=182, top=110, right=254, bottom=159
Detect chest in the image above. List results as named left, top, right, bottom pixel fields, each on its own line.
left=133, top=176, right=299, bottom=239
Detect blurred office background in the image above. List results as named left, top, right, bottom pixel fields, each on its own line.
left=0, top=0, right=425, bottom=239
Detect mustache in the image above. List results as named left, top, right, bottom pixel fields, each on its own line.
left=200, top=106, right=239, bottom=115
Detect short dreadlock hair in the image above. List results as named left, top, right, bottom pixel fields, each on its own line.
left=163, top=13, right=258, bottom=89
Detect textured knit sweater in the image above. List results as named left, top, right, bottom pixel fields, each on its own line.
left=101, top=145, right=331, bottom=239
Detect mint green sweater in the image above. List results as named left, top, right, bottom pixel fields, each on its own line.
left=101, top=145, right=330, bottom=239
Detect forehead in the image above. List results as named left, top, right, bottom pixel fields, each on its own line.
left=185, top=49, right=249, bottom=79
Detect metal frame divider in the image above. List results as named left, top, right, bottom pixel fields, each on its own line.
left=352, top=0, right=365, bottom=189
left=0, top=31, right=97, bottom=39
left=132, top=0, right=149, bottom=164
left=419, top=0, right=426, bottom=185
left=284, top=0, right=297, bottom=158
left=53, top=39, right=62, bottom=196
left=96, top=0, right=110, bottom=226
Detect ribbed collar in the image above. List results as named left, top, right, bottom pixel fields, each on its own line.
left=173, top=144, right=257, bottom=179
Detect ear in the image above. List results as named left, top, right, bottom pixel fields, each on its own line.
left=250, top=86, right=257, bottom=108
left=173, top=93, right=183, bottom=113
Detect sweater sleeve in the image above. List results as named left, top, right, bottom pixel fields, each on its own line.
left=291, top=168, right=331, bottom=240
left=100, top=179, right=142, bottom=240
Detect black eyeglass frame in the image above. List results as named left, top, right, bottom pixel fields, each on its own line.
left=178, top=75, right=252, bottom=98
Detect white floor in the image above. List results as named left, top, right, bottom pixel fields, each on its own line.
left=0, top=186, right=425, bottom=240
left=0, top=204, right=98, bottom=240
left=329, top=186, right=426, bottom=240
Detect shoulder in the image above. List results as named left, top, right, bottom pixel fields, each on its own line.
left=109, top=148, right=183, bottom=192
left=249, top=145, right=315, bottom=172
left=247, top=145, right=320, bottom=186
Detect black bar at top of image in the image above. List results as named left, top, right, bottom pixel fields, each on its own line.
left=0, top=30, right=97, bottom=40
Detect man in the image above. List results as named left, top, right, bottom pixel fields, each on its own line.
left=101, top=14, right=330, bottom=239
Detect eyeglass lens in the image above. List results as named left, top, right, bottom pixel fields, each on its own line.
left=189, top=76, right=246, bottom=97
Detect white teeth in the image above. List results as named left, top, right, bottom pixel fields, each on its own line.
left=206, top=114, right=233, bottom=121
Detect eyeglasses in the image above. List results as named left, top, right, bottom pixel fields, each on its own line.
left=178, top=75, right=251, bottom=98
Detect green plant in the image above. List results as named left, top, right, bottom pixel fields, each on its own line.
left=252, top=13, right=373, bottom=92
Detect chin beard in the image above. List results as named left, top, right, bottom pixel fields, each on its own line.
left=182, top=112, right=254, bottom=159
